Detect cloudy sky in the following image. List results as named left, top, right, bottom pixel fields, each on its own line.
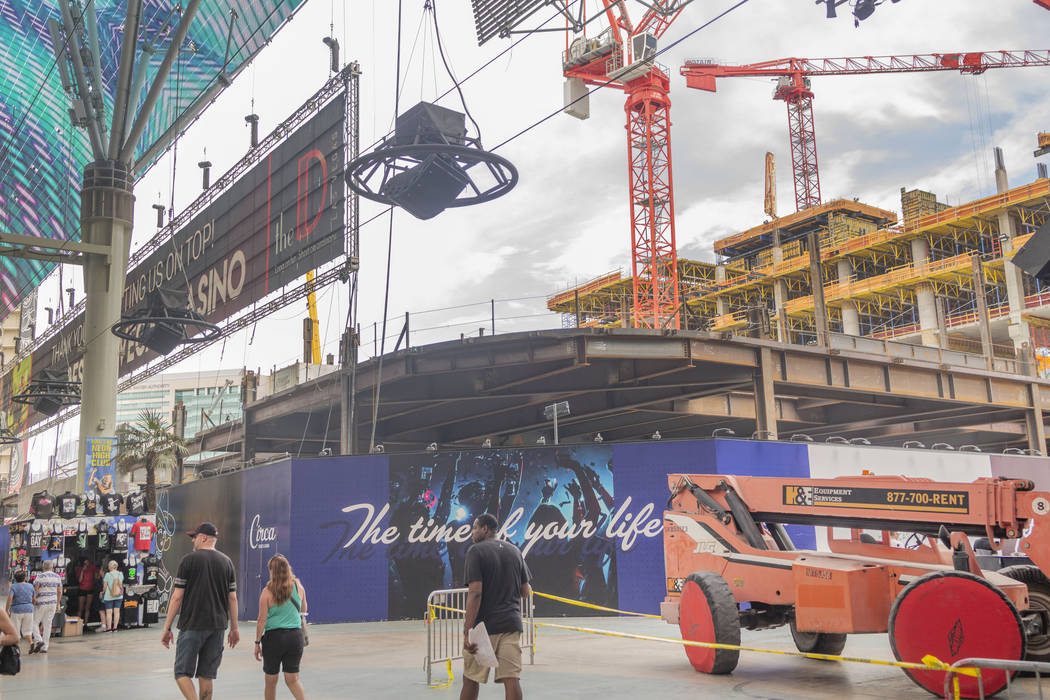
left=21, top=0, right=1050, bottom=471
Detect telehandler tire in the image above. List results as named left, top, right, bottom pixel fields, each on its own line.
left=999, top=564, right=1050, bottom=664
left=789, top=617, right=847, bottom=656
left=679, top=571, right=740, bottom=674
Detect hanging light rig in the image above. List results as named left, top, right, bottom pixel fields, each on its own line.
left=345, top=2, right=517, bottom=220
left=111, top=286, right=220, bottom=356
left=346, top=103, right=517, bottom=220
left=11, top=368, right=82, bottom=417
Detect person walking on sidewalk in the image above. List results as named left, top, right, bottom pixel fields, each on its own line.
left=6, top=570, right=35, bottom=651
left=161, top=522, right=240, bottom=700
left=254, top=554, right=308, bottom=700
left=30, top=560, right=62, bottom=653
left=461, top=513, right=532, bottom=700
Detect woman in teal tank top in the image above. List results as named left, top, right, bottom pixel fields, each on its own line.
left=254, top=555, right=308, bottom=700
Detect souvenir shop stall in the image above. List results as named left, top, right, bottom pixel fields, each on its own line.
left=7, top=488, right=163, bottom=636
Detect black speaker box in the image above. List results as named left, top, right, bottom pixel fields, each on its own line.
left=381, top=155, right=469, bottom=220
left=1013, top=218, right=1050, bottom=283
left=33, top=395, right=63, bottom=417
left=393, top=102, right=467, bottom=147
left=140, top=320, right=184, bottom=356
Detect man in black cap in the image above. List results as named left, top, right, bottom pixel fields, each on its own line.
left=161, top=522, right=240, bottom=700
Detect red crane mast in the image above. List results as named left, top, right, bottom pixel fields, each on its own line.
left=564, top=1, right=688, bottom=330
left=681, top=50, right=1050, bottom=212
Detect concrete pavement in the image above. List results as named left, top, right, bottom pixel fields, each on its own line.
left=3, top=617, right=1046, bottom=699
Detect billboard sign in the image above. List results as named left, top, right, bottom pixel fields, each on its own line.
left=12, top=94, right=347, bottom=430
left=86, top=436, right=117, bottom=495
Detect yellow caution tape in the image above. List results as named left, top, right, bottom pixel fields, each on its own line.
left=534, top=621, right=983, bottom=678
left=532, top=591, right=661, bottom=619
left=429, top=591, right=982, bottom=690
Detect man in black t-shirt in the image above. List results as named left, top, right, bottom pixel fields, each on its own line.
left=161, top=522, right=239, bottom=700
left=461, top=513, right=531, bottom=699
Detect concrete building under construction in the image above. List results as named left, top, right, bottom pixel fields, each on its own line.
left=549, top=156, right=1050, bottom=376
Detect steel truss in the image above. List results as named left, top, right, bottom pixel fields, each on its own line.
left=626, top=68, right=680, bottom=329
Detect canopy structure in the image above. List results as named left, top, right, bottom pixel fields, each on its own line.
left=0, top=0, right=309, bottom=316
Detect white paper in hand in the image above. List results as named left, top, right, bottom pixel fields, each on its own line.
left=469, top=622, right=498, bottom=668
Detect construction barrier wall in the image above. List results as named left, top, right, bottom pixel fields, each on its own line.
left=155, top=439, right=1050, bottom=624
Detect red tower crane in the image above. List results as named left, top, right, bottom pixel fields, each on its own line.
left=681, top=50, right=1050, bottom=213
left=563, top=2, right=689, bottom=329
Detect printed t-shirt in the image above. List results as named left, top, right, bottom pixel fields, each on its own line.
left=463, top=537, right=531, bottom=635
left=130, top=520, right=157, bottom=551
left=34, top=570, right=63, bottom=605
left=114, top=520, right=129, bottom=552
left=125, top=492, right=146, bottom=516
left=28, top=522, right=45, bottom=557
left=57, top=492, right=81, bottom=519
left=102, top=570, right=124, bottom=601
left=76, top=520, right=89, bottom=549
left=100, top=493, right=123, bottom=516
left=48, top=522, right=64, bottom=552
left=31, top=492, right=55, bottom=519
left=82, top=493, right=98, bottom=515
left=173, top=549, right=237, bottom=630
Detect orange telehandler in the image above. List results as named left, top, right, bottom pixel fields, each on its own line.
left=660, top=473, right=1050, bottom=697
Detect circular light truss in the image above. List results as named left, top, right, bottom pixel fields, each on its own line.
left=0, top=426, right=21, bottom=445
left=345, top=141, right=518, bottom=212
left=111, top=309, right=222, bottom=351
left=11, top=379, right=82, bottom=409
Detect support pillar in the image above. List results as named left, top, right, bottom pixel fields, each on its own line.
left=753, top=346, right=778, bottom=440
left=836, top=259, right=860, bottom=336
left=714, top=264, right=728, bottom=316
left=915, top=284, right=938, bottom=347
left=77, top=161, right=134, bottom=493
left=807, top=233, right=827, bottom=346
left=909, top=237, right=938, bottom=347
left=1027, top=383, right=1046, bottom=455
left=994, top=147, right=1032, bottom=368
left=972, top=256, right=995, bottom=370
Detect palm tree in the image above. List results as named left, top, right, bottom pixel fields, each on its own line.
left=115, top=409, right=188, bottom=511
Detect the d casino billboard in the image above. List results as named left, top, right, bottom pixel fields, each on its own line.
left=7, top=94, right=347, bottom=430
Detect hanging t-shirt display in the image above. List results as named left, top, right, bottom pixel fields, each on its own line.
left=57, top=492, right=82, bottom=519
left=82, top=492, right=98, bottom=516
left=30, top=491, right=55, bottom=519
left=130, top=519, right=157, bottom=552
left=125, top=492, right=147, bottom=517
left=121, top=593, right=141, bottom=626
left=100, top=492, right=123, bottom=516
left=142, top=554, right=161, bottom=585
left=113, top=520, right=129, bottom=552
left=125, top=555, right=139, bottom=584
left=96, top=521, right=111, bottom=552
left=28, top=521, right=45, bottom=557
left=142, top=589, right=160, bottom=624
left=76, top=520, right=90, bottom=549
left=47, top=521, right=64, bottom=552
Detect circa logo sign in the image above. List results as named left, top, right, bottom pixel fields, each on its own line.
left=249, top=514, right=278, bottom=550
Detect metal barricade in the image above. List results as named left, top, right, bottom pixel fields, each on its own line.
left=943, top=658, right=1050, bottom=699
left=424, top=587, right=535, bottom=687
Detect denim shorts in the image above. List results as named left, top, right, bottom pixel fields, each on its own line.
left=103, top=599, right=122, bottom=610
left=174, top=628, right=225, bottom=679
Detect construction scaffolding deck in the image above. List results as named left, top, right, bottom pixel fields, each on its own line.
left=549, top=176, right=1050, bottom=374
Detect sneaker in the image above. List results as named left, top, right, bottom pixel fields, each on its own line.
left=39, top=648, right=47, bottom=654
left=27, top=642, right=39, bottom=654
